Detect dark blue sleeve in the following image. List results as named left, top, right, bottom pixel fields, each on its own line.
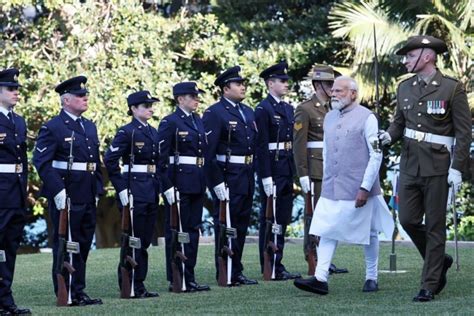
left=202, top=107, right=224, bottom=188
left=156, top=118, right=174, bottom=192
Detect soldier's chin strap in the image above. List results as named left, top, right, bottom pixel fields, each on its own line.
left=319, top=82, right=331, bottom=100
left=409, top=48, right=425, bottom=74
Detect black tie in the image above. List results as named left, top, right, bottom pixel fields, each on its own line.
left=76, top=117, right=85, bottom=132
left=237, top=103, right=247, bottom=123
left=190, top=114, right=198, bottom=130
left=7, top=111, right=15, bottom=126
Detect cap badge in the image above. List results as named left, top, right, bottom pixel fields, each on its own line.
left=421, top=38, right=431, bottom=44
left=80, top=82, right=85, bottom=89
left=147, top=93, right=151, bottom=99
left=13, top=74, right=18, bottom=81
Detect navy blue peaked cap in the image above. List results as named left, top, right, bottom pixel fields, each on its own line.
left=127, top=90, right=159, bottom=107
left=0, top=68, right=22, bottom=87
left=55, top=76, right=88, bottom=95
left=173, top=82, right=204, bottom=96
left=259, top=61, right=290, bottom=80
left=214, top=66, right=245, bottom=87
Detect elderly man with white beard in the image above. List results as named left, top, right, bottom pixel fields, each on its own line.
left=293, top=76, right=394, bottom=295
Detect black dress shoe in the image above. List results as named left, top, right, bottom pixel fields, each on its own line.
left=362, top=279, right=378, bottom=292
left=233, top=274, right=258, bottom=285
left=413, top=289, right=435, bottom=302
left=3, top=305, right=31, bottom=315
left=435, top=254, right=453, bottom=295
left=187, top=281, right=210, bottom=292
left=275, top=270, right=302, bottom=280
left=77, top=293, right=103, bottom=305
left=329, top=263, right=349, bottom=274
left=134, top=290, right=159, bottom=298
left=293, top=277, right=329, bottom=295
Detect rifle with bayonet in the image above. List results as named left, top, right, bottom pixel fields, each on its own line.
left=170, top=128, right=190, bottom=293
left=56, top=131, right=79, bottom=306
left=263, top=183, right=280, bottom=280
left=216, top=123, right=237, bottom=286
left=119, top=129, right=140, bottom=298
left=303, top=181, right=318, bottom=275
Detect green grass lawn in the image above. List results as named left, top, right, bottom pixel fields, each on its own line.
left=12, top=242, right=474, bottom=315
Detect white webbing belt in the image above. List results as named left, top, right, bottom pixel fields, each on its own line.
left=52, top=160, right=96, bottom=171
left=216, top=154, right=253, bottom=164
left=404, top=128, right=454, bottom=148
left=0, top=164, right=23, bottom=173
left=169, top=156, right=205, bottom=166
left=306, top=141, right=324, bottom=149
left=122, top=164, right=156, bottom=173
left=268, top=142, right=292, bottom=150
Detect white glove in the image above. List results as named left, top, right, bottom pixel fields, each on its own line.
left=164, top=187, right=176, bottom=205
left=299, top=176, right=310, bottom=194
left=54, top=189, right=66, bottom=210
left=118, top=189, right=129, bottom=206
left=95, top=196, right=100, bottom=207
left=214, top=182, right=227, bottom=201
left=448, top=168, right=462, bottom=191
left=378, top=130, right=391, bottom=146
left=262, top=177, right=273, bottom=197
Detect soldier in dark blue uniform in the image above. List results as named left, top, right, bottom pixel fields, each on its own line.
left=0, top=68, right=31, bottom=315
left=202, top=66, right=258, bottom=285
left=104, top=90, right=161, bottom=298
left=157, top=82, right=210, bottom=292
left=33, top=76, right=104, bottom=306
left=255, top=62, right=301, bottom=281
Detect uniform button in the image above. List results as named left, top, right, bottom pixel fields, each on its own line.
left=179, top=169, right=182, bottom=172
left=199, top=142, right=202, bottom=144
left=198, top=134, right=201, bottom=137
left=336, top=137, right=339, bottom=140
left=247, top=137, right=249, bottom=139
left=198, top=149, right=202, bottom=153
left=89, top=155, right=93, bottom=158
left=418, top=102, right=422, bottom=106
left=16, top=145, right=20, bottom=148
left=418, top=113, right=421, bottom=116
left=88, top=146, right=91, bottom=149
left=311, top=155, right=314, bottom=158
left=286, top=134, right=289, bottom=137
left=152, top=152, right=155, bottom=155
left=18, top=157, right=21, bottom=160
left=90, top=172, right=94, bottom=175
left=337, top=125, right=341, bottom=129
left=248, top=147, right=251, bottom=150
left=245, top=126, right=248, bottom=129
left=133, top=176, right=137, bottom=180
left=15, top=133, right=18, bottom=137
left=417, top=124, right=421, bottom=128
left=151, top=175, right=155, bottom=178
left=403, top=107, right=406, bottom=110
left=86, top=138, right=89, bottom=140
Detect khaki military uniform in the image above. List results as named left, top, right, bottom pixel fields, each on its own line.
left=293, top=94, right=330, bottom=199
left=387, top=70, right=471, bottom=292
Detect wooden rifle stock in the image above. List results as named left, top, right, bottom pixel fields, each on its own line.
left=170, top=201, right=187, bottom=293
left=217, top=199, right=232, bottom=286
left=119, top=204, right=137, bottom=298
left=56, top=205, right=75, bottom=306
left=263, top=194, right=278, bottom=281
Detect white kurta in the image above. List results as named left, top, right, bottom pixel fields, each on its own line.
left=309, top=113, right=394, bottom=245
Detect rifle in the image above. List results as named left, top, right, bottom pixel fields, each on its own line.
left=263, top=184, right=281, bottom=280
left=216, top=123, right=237, bottom=286
left=303, top=181, right=318, bottom=276
left=450, top=185, right=460, bottom=271
left=373, top=24, right=381, bottom=117
left=56, top=131, right=79, bottom=306
left=170, top=128, right=190, bottom=293
left=119, top=130, right=140, bottom=298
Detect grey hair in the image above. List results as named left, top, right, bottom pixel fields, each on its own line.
left=60, top=93, right=71, bottom=106
left=334, top=76, right=359, bottom=92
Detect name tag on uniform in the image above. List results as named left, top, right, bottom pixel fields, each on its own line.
left=0, top=250, right=6, bottom=262
left=0, top=133, right=6, bottom=141
left=178, top=131, right=188, bottom=136
left=135, top=142, right=145, bottom=149
left=64, top=137, right=73, bottom=142
left=229, top=121, right=237, bottom=126
left=274, top=115, right=281, bottom=120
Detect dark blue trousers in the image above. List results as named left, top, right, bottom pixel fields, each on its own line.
left=165, top=193, right=204, bottom=283
left=258, top=175, right=293, bottom=274
left=50, top=202, right=95, bottom=299
left=0, top=208, right=25, bottom=308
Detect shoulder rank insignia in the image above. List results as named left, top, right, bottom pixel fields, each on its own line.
left=109, top=145, right=119, bottom=152
left=36, top=146, right=47, bottom=153
left=294, top=122, right=303, bottom=131
left=205, top=131, right=212, bottom=136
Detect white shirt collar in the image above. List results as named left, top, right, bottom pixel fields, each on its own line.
left=269, top=93, right=281, bottom=104
left=223, top=97, right=238, bottom=107
left=64, top=109, right=80, bottom=121
left=178, top=105, right=192, bottom=117
left=134, top=117, right=148, bottom=127
left=0, top=106, right=10, bottom=118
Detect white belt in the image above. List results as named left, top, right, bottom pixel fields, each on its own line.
left=404, top=128, right=454, bottom=147
left=307, top=141, right=324, bottom=149
left=268, top=141, right=292, bottom=151
left=169, top=156, right=205, bottom=166
left=52, top=160, right=96, bottom=171
left=216, top=154, right=253, bottom=164
left=0, top=163, right=23, bottom=173
left=122, top=164, right=156, bottom=173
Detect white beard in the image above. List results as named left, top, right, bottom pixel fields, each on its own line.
left=331, top=99, right=344, bottom=110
